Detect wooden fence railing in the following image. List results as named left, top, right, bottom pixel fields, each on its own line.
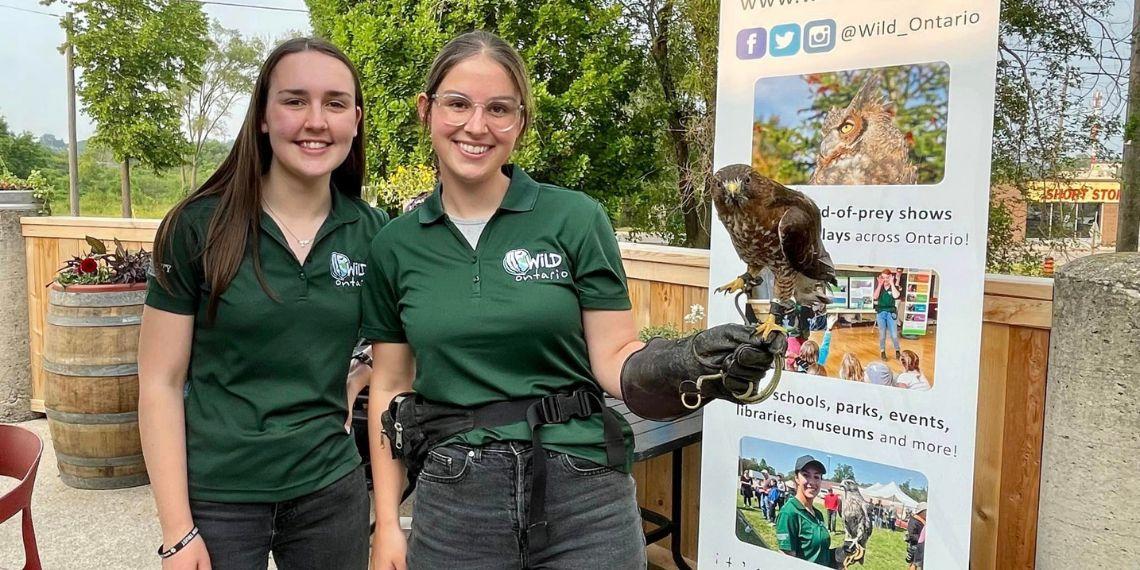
left=21, top=217, right=1050, bottom=569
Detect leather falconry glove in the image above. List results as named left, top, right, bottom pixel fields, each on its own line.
left=620, top=323, right=788, bottom=421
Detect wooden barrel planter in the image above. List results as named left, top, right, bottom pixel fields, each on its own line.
left=43, top=282, right=149, bottom=489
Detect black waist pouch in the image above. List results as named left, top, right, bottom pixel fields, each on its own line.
left=379, top=392, right=476, bottom=498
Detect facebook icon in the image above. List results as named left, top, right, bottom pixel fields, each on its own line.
left=736, top=27, right=767, bottom=59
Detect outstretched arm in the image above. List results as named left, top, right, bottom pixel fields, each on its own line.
left=582, top=309, right=644, bottom=399
left=818, top=330, right=833, bottom=365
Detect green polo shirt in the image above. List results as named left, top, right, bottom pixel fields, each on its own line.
left=875, top=288, right=897, bottom=313
left=776, top=495, right=833, bottom=565
left=146, top=190, right=388, bottom=502
left=361, top=165, right=634, bottom=471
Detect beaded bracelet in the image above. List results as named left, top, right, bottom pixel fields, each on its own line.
left=157, top=526, right=200, bottom=559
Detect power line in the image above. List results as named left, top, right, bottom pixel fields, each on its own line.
left=0, top=2, right=61, bottom=18
left=182, top=0, right=308, bottom=13
left=0, top=0, right=308, bottom=16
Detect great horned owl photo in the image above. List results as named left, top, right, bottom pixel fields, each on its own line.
left=749, top=64, right=947, bottom=186
left=808, top=73, right=918, bottom=186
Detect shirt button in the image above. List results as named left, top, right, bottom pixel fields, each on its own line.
left=299, top=272, right=306, bottom=280
left=473, top=276, right=480, bottom=283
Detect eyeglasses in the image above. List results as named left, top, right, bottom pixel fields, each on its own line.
left=431, top=93, right=524, bottom=133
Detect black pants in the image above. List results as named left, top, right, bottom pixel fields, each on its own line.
left=190, top=466, right=370, bottom=570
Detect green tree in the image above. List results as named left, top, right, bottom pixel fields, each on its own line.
left=619, top=0, right=719, bottom=247
left=830, top=463, right=855, bottom=483
left=0, top=112, right=56, bottom=178
left=987, top=200, right=1042, bottom=275
left=739, top=457, right=760, bottom=475
left=0, top=132, right=56, bottom=180
left=755, top=458, right=771, bottom=475
left=59, top=0, right=209, bottom=217
left=181, top=22, right=264, bottom=194
left=751, top=116, right=811, bottom=184
left=898, top=480, right=928, bottom=503
left=74, top=139, right=228, bottom=218
left=989, top=0, right=1120, bottom=266
left=994, top=0, right=1118, bottom=184
left=307, top=0, right=662, bottom=215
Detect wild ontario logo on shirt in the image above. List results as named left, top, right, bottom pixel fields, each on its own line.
left=330, top=251, right=367, bottom=287
left=502, top=248, right=569, bottom=282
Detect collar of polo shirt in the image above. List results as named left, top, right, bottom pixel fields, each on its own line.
left=259, top=184, right=363, bottom=244
left=418, top=164, right=540, bottom=225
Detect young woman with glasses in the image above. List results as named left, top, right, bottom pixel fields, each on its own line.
left=360, top=30, right=649, bottom=569
left=361, top=29, right=782, bottom=569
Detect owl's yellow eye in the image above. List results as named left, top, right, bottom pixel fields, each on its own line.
left=839, top=121, right=855, bottom=134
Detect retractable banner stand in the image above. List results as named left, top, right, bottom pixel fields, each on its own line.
left=699, top=2, right=999, bottom=569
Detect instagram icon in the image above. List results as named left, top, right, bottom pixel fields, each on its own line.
left=803, top=19, right=836, bottom=53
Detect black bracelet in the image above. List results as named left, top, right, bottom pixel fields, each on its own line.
left=352, top=351, right=373, bottom=367
left=157, top=526, right=200, bottom=559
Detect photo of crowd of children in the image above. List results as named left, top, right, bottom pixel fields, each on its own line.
left=750, top=62, right=949, bottom=186
left=735, top=438, right=929, bottom=569
left=754, top=266, right=937, bottom=389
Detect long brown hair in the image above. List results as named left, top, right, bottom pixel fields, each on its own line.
left=900, top=350, right=921, bottom=372
left=153, top=37, right=366, bottom=321
left=798, top=340, right=820, bottom=365
left=839, top=353, right=865, bottom=382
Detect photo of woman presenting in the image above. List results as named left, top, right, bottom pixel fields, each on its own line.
left=873, top=268, right=902, bottom=361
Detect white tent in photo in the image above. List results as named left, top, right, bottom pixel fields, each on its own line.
left=862, top=483, right=887, bottom=496
left=860, top=482, right=920, bottom=509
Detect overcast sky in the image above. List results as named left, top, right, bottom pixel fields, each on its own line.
left=0, top=0, right=1134, bottom=151
left=0, top=0, right=311, bottom=141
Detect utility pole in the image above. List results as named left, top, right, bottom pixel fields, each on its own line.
left=120, top=159, right=131, bottom=218
left=64, top=12, right=80, bottom=216
left=1117, top=0, right=1140, bottom=251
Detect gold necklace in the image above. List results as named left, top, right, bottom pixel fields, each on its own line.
left=263, top=202, right=318, bottom=248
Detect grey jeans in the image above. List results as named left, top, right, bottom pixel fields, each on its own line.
left=408, top=442, right=646, bottom=570
left=189, top=465, right=370, bottom=570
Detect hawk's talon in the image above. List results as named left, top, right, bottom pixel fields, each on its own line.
left=753, top=314, right=786, bottom=346
left=843, top=542, right=866, bottom=568
left=715, top=276, right=747, bottom=295
left=717, top=272, right=760, bottom=296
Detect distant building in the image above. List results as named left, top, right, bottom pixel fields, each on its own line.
left=993, top=163, right=1120, bottom=246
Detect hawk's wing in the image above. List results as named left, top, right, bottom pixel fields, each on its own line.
left=857, top=499, right=874, bottom=545
left=778, top=207, right=837, bottom=283
left=841, top=495, right=873, bottom=547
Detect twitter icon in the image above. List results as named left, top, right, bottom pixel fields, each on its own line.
left=769, top=23, right=800, bottom=57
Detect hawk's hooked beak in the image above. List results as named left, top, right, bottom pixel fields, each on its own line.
left=725, top=180, right=742, bottom=196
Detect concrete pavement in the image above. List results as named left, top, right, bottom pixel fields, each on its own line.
left=1, top=418, right=160, bottom=569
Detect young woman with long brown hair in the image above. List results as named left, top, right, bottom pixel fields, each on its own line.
left=138, top=37, right=385, bottom=569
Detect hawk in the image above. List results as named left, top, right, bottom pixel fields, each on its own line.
left=840, top=479, right=873, bottom=567
left=711, top=163, right=837, bottom=340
